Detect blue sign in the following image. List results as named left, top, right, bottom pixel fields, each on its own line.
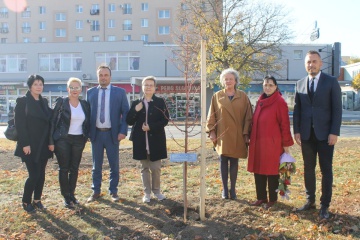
left=170, top=153, right=198, bottom=162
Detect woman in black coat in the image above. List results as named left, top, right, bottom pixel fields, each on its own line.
left=126, top=76, right=169, bottom=203
left=50, top=77, right=90, bottom=208
left=14, top=75, right=53, bottom=213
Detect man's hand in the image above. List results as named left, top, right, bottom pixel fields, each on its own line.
left=294, top=133, right=301, bottom=146
left=209, top=131, right=216, bottom=143
left=118, top=133, right=126, bottom=141
left=142, top=123, right=150, bottom=131
left=328, top=134, right=338, bottom=145
left=49, top=145, right=54, bottom=152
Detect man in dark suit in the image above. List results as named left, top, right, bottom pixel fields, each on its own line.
left=293, top=50, right=342, bottom=219
left=86, top=65, right=129, bottom=202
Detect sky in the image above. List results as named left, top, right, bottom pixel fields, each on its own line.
left=266, top=0, right=360, bottom=57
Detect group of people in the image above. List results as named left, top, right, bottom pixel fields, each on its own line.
left=206, top=50, right=342, bottom=220
left=14, top=65, right=169, bottom=213
left=14, top=50, right=342, bottom=220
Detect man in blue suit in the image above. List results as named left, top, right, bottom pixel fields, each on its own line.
left=293, top=50, right=342, bottom=219
left=86, top=65, right=129, bottom=202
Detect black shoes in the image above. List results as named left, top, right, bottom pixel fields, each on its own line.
left=64, top=196, right=74, bottom=208
left=297, top=201, right=316, bottom=211
left=70, top=195, right=80, bottom=205
left=32, top=201, right=46, bottom=211
left=22, top=202, right=36, bottom=213
left=319, top=206, right=330, bottom=219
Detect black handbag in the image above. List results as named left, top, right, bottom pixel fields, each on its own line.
left=53, top=98, right=64, bottom=141
left=4, top=102, right=27, bottom=141
left=4, top=118, right=18, bottom=141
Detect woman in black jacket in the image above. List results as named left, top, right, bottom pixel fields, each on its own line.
left=126, top=76, right=169, bottom=203
left=14, top=75, right=53, bottom=213
left=50, top=77, right=90, bottom=208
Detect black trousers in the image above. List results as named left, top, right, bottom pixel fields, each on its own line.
left=219, top=155, right=238, bottom=197
left=301, top=128, right=334, bottom=207
left=23, top=158, right=48, bottom=204
left=55, top=135, right=86, bottom=197
left=254, top=173, right=279, bottom=202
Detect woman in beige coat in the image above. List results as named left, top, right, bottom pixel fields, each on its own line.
left=206, top=68, right=252, bottom=199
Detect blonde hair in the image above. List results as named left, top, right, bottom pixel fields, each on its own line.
left=142, top=76, right=156, bottom=86
left=67, top=77, right=82, bottom=88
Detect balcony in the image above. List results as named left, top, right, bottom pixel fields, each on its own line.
left=122, top=24, right=132, bottom=30
left=0, top=28, right=9, bottom=33
left=90, top=9, right=100, bottom=15
left=22, top=27, right=31, bottom=33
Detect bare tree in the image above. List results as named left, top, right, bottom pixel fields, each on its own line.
left=177, top=0, right=293, bottom=85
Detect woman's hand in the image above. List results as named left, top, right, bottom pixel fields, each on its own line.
left=49, top=145, right=54, bottom=152
left=209, top=131, right=216, bottom=143
left=283, top=146, right=290, bottom=154
left=23, top=146, right=31, bottom=155
left=142, top=123, right=150, bottom=131
left=135, top=102, right=143, bottom=112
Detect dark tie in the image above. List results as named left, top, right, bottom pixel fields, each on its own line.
left=100, top=88, right=106, bottom=123
left=310, top=78, right=315, bottom=94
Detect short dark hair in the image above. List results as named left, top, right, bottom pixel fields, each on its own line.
left=306, top=50, right=321, bottom=58
left=97, top=65, right=112, bottom=76
left=27, top=74, right=45, bottom=89
left=263, top=75, right=280, bottom=93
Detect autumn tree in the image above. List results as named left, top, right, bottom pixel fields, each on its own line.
left=348, top=57, right=360, bottom=65
left=176, top=0, right=293, bottom=85
left=352, top=73, right=360, bottom=90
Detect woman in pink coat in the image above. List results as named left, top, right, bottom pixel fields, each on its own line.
left=247, top=76, right=294, bottom=209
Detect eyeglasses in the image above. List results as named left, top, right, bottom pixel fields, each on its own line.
left=69, top=86, right=81, bottom=91
left=143, top=84, right=155, bottom=88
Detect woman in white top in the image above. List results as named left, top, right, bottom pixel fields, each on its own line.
left=50, top=77, right=90, bottom=208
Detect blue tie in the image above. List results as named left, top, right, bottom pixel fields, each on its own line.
left=310, top=78, right=315, bottom=94
left=100, top=88, right=106, bottom=123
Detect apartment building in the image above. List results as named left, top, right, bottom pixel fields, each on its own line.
left=0, top=0, right=181, bottom=44
left=0, top=1, right=345, bottom=121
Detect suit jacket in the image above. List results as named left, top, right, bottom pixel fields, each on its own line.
left=293, top=72, right=342, bottom=141
left=126, top=95, right=169, bottom=161
left=49, top=97, right=90, bottom=144
left=206, top=89, right=253, bottom=158
left=86, top=85, right=129, bottom=143
left=14, top=91, right=53, bottom=162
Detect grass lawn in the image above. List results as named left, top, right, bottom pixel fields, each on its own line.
left=0, top=138, right=359, bottom=239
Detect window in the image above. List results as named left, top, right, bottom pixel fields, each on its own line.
left=92, top=36, right=100, bottom=42
left=141, top=3, right=148, bottom=11
left=123, top=35, right=131, bottom=41
left=141, top=34, right=148, bottom=43
left=158, top=26, right=170, bottom=35
left=108, top=3, right=116, bottom=12
left=294, top=50, right=303, bottom=60
left=0, top=38, right=7, bottom=44
left=108, top=19, right=115, bottom=28
left=55, top=13, right=66, bottom=21
left=39, top=53, right=82, bottom=72
left=22, top=22, right=31, bottom=33
left=95, top=52, right=140, bottom=71
left=0, top=23, right=9, bottom=33
left=123, top=20, right=132, bottom=30
left=141, top=19, right=148, bottom=28
left=39, top=21, right=46, bottom=30
left=91, top=4, right=100, bottom=15
left=23, top=38, right=30, bottom=43
left=55, top=29, right=66, bottom=37
left=76, top=5, right=83, bottom=13
left=158, top=10, right=170, bottom=18
left=76, top=36, right=83, bottom=42
left=22, top=7, right=31, bottom=18
left=39, top=37, right=46, bottom=43
left=0, top=8, right=9, bottom=18
left=76, top=20, right=83, bottom=29
left=90, top=20, right=100, bottom=31
left=123, top=4, right=132, bottom=14
left=108, top=35, right=116, bottom=41
left=39, top=6, right=46, bottom=14
left=0, top=54, right=27, bottom=72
